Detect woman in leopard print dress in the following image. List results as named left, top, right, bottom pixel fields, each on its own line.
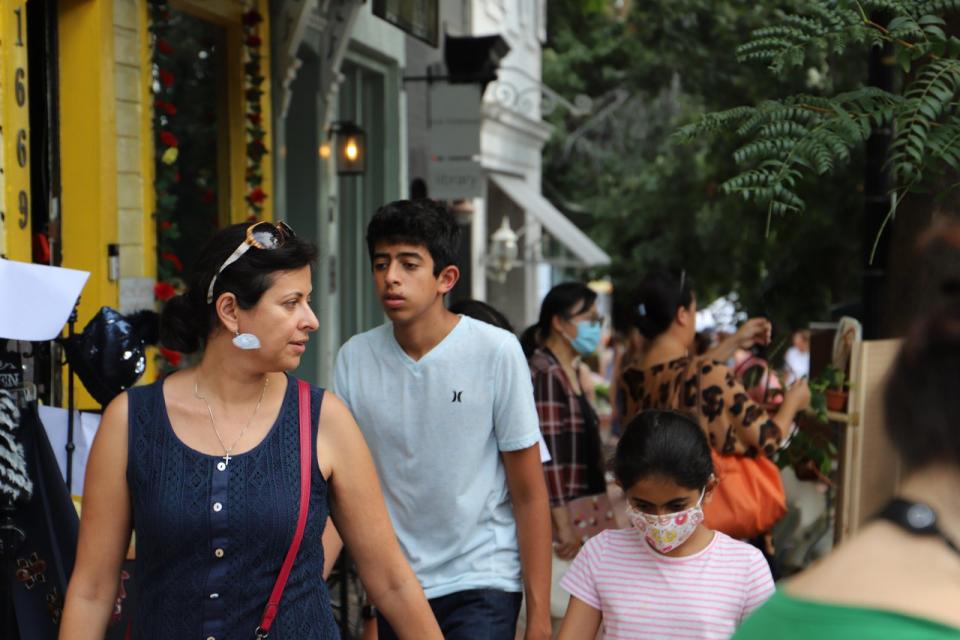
left=620, top=270, right=810, bottom=459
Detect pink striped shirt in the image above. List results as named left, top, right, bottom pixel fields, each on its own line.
left=561, top=528, right=774, bottom=639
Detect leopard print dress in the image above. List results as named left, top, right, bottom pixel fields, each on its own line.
left=620, top=356, right=782, bottom=458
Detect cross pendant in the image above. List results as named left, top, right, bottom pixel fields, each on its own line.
left=222, top=453, right=232, bottom=467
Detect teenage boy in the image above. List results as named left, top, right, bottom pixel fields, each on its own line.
left=333, top=199, right=552, bottom=639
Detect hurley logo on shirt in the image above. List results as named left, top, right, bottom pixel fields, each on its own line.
left=451, top=390, right=463, bottom=403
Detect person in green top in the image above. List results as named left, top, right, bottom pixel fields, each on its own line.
left=735, top=225, right=960, bottom=639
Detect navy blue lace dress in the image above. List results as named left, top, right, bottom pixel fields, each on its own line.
left=126, top=374, right=339, bottom=639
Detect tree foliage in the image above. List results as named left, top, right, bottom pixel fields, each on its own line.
left=680, top=0, right=960, bottom=242
left=543, top=0, right=866, bottom=331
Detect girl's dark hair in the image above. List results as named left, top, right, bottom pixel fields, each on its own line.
left=160, top=222, right=318, bottom=353
left=449, top=299, right=514, bottom=333
left=520, top=282, right=597, bottom=358
left=614, top=410, right=714, bottom=490
left=633, top=269, right=694, bottom=340
left=366, top=199, right=461, bottom=276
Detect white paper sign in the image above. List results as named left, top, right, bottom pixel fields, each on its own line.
left=0, top=259, right=89, bottom=341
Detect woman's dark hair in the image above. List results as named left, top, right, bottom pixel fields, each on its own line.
left=884, top=222, right=960, bottom=470
left=519, top=282, right=598, bottom=358
left=449, top=299, right=514, bottom=333
left=633, top=269, right=694, bottom=340
left=885, top=303, right=960, bottom=470
left=914, top=221, right=960, bottom=311
left=160, top=222, right=318, bottom=353
left=366, top=199, right=461, bottom=276
left=614, top=410, right=714, bottom=490
left=611, top=285, right=640, bottom=336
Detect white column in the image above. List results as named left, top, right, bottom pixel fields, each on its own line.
left=471, top=184, right=488, bottom=301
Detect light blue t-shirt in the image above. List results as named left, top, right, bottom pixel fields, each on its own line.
left=332, top=315, right=541, bottom=598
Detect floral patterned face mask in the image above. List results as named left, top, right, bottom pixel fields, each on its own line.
left=626, top=488, right=706, bottom=554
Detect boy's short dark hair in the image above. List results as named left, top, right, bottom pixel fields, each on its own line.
left=366, top=199, right=461, bottom=276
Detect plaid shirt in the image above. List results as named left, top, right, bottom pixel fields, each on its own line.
left=529, top=348, right=603, bottom=507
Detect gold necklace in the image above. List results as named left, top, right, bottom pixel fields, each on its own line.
left=193, top=374, right=269, bottom=467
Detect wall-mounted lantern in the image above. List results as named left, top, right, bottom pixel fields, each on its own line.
left=485, top=217, right=520, bottom=283
left=327, top=121, right=366, bottom=176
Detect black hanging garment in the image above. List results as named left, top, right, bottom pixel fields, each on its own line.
left=0, top=389, right=79, bottom=640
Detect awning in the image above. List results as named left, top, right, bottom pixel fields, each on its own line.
left=489, top=173, right=610, bottom=267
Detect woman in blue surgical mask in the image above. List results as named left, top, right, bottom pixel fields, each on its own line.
left=521, top=282, right=609, bottom=630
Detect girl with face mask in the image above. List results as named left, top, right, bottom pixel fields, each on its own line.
left=558, top=410, right=775, bottom=639
left=521, top=283, right=608, bottom=627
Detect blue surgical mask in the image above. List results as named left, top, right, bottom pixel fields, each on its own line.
left=567, top=320, right=602, bottom=355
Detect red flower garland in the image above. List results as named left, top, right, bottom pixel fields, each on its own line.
left=150, top=0, right=183, bottom=371
left=248, top=187, right=266, bottom=204
left=149, top=1, right=269, bottom=370
left=159, top=347, right=182, bottom=368
left=159, top=130, right=178, bottom=147
left=154, top=100, right=177, bottom=116
left=242, top=5, right=268, bottom=216
left=161, top=252, right=183, bottom=273
left=153, top=281, right=176, bottom=301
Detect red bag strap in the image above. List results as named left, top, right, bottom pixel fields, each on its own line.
left=256, top=379, right=312, bottom=638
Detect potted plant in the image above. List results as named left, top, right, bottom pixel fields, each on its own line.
left=810, top=364, right=849, bottom=418
left=777, top=425, right=838, bottom=485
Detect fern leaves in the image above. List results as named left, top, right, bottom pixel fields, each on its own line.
left=734, top=1, right=869, bottom=74
left=892, top=58, right=960, bottom=182
left=679, top=90, right=899, bottom=221
left=685, top=0, right=960, bottom=225
left=736, top=0, right=960, bottom=75
left=917, top=1, right=960, bottom=15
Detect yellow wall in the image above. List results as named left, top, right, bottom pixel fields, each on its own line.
left=114, top=0, right=153, bottom=281
left=1, top=0, right=32, bottom=261
left=46, top=0, right=272, bottom=405
left=59, top=0, right=118, bottom=410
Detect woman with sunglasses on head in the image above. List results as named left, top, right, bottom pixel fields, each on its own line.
left=521, top=282, right=609, bottom=627
left=60, top=222, right=441, bottom=639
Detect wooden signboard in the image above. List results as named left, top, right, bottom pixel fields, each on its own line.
left=835, top=338, right=903, bottom=541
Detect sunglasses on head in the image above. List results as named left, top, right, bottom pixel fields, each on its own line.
left=206, top=221, right=296, bottom=303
